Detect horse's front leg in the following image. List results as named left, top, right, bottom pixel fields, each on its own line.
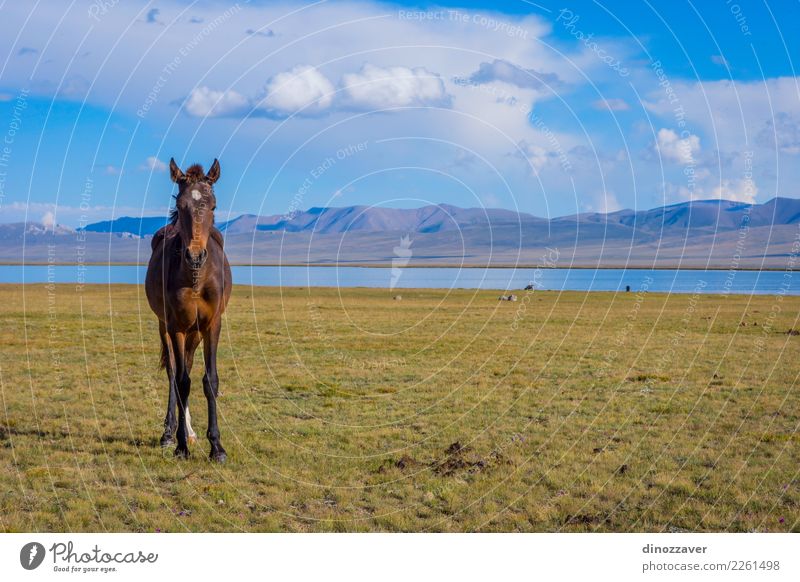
left=172, top=331, right=191, bottom=458
left=203, top=317, right=226, bottom=463
left=183, top=332, right=201, bottom=445
left=160, top=325, right=178, bottom=447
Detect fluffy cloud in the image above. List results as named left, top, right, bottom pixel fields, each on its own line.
left=259, top=64, right=335, bottom=117
left=516, top=140, right=563, bottom=174
left=710, top=179, right=758, bottom=203
left=655, top=128, right=700, bottom=165
left=592, top=98, right=629, bottom=111
left=711, top=54, right=728, bottom=66
left=758, top=112, right=800, bottom=155
left=246, top=28, right=275, bottom=38
left=341, top=64, right=451, bottom=109
left=467, top=59, right=559, bottom=90
left=645, top=78, right=799, bottom=156
left=183, top=63, right=451, bottom=118
left=583, top=190, right=623, bottom=213
left=140, top=156, right=167, bottom=172
left=668, top=179, right=757, bottom=204
left=184, top=86, right=249, bottom=117
left=41, top=210, right=55, bottom=228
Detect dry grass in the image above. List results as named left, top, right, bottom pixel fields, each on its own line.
left=0, top=283, right=798, bottom=532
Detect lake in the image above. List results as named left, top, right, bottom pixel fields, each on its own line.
left=0, top=264, right=797, bottom=295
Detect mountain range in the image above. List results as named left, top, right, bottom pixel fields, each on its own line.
left=3, top=197, right=799, bottom=268
left=76, top=198, right=800, bottom=237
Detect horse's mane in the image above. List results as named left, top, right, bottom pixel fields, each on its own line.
left=169, top=196, right=179, bottom=225
left=185, top=164, right=205, bottom=180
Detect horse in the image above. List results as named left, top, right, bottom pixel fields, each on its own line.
left=145, top=158, right=232, bottom=462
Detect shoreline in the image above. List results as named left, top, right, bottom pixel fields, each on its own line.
left=0, top=262, right=789, bottom=271
left=2, top=283, right=797, bottom=297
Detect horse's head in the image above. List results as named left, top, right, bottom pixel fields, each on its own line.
left=169, top=158, right=220, bottom=268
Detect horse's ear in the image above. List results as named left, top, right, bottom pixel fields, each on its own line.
left=169, top=158, right=184, bottom=183
left=206, top=159, right=221, bottom=184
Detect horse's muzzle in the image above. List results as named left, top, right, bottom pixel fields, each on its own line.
left=184, top=247, right=208, bottom=269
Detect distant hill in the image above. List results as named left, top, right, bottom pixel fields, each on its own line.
left=81, top=215, right=170, bottom=237
left=2, top=197, right=799, bottom=268
left=559, top=197, right=800, bottom=231
left=0, top=222, right=75, bottom=240
left=80, top=198, right=800, bottom=237
left=216, top=204, right=543, bottom=235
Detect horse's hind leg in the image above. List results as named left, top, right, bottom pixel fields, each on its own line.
left=202, top=317, right=226, bottom=463
left=159, top=323, right=178, bottom=447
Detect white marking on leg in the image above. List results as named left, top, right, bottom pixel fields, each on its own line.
left=186, top=405, right=197, bottom=442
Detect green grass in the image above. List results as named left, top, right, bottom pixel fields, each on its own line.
left=0, top=283, right=798, bottom=532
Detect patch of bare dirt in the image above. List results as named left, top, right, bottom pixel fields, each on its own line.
left=377, top=441, right=513, bottom=477
left=432, top=441, right=511, bottom=476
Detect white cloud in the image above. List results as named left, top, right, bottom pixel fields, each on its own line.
left=710, top=178, right=758, bottom=203
left=258, top=65, right=335, bottom=117
left=467, top=59, right=559, bottom=90
left=341, top=64, right=450, bottom=109
left=592, top=98, right=629, bottom=111
left=480, top=192, right=500, bottom=207
left=644, top=78, right=800, bottom=201
left=140, top=156, right=167, bottom=172
left=759, top=112, right=800, bottom=155
left=516, top=140, right=560, bottom=174
left=520, top=143, right=549, bottom=172
left=41, top=210, right=55, bottom=228
left=184, top=86, right=249, bottom=117
left=711, top=54, right=728, bottom=67
left=656, top=128, right=700, bottom=165
left=644, top=78, right=800, bottom=157
left=667, top=175, right=757, bottom=204
left=583, top=190, right=622, bottom=213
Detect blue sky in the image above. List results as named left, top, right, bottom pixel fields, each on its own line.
left=0, top=0, right=798, bottom=227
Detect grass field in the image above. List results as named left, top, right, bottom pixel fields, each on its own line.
left=0, top=282, right=798, bottom=532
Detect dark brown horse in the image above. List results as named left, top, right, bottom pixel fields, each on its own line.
left=145, top=158, right=232, bottom=462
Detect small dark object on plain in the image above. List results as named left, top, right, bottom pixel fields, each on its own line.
left=625, top=285, right=631, bottom=292
left=395, top=455, right=417, bottom=469
left=446, top=441, right=466, bottom=455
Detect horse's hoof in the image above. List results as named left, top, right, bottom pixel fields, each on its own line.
left=174, top=446, right=190, bottom=459
left=188, top=435, right=197, bottom=445
left=210, top=450, right=227, bottom=464
left=160, top=434, right=174, bottom=448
